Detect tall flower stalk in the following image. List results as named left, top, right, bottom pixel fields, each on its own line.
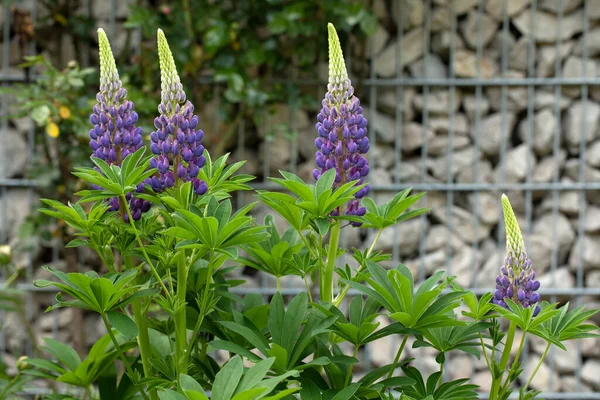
left=90, top=29, right=150, bottom=221
left=318, top=23, right=370, bottom=302
left=149, top=29, right=207, bottom=196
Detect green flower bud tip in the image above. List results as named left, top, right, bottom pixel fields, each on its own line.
left=501, top=194, right=525, bottom=259
left=327, top=23, right=348, bottom=87
left=97, top=28, right=118, bottom=87
left=157, top=29, right=185, bottom=108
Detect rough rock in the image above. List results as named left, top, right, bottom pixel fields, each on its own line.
left=513, top=9, right=584, bottom=43
left=377, top=87, right=416, bottom=121
left=377, top=217, right=427, bottom=256
left=375, top=28, right=425, bottom=77
left=473, top=113, right=517, bottom=156
left=367, top=24, right=389, bottom=58
left=568, top=235, right=600, bottom=271
left=486, top=0, right=529, bottom=21
left=517, top=108, right=557, bottom=156
left=463, top=95, right=490, bottom=121
left=431, top=147, right=478, bottom=179
left=584, top=206, right=600, bottom=232
left=413, top=89, right=462, bottom=115
left=539, top=0, right=583, bottom=14
left=565, top=100, right=600, bottom=151
left=533, top=212, right=576, bottom=264
left=457, top=160, right=494, bottom=184
left=581, top=360, right=600, bottom=389
left=497, top=144, right=535, bottom=183
left=408, top=54, right=448, bottom=79
left=454, top=49, right=498, bottom=78
left=0, top=189, right=34, bottom=240
left=461, top=10, right=498, bottom=49
left=429, top=114, right=470, bottom=136
left=0, top=128, right=28, bottom=179
left=537, top=41, right=576, bottom=77
left=522, top=355, right=560, bottom=391
left=432, top=205, right=492, bottom=243
left=401, top=122, right=435, bottom=152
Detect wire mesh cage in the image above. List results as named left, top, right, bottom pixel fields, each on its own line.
left=1, top=0, right=600, bottom=398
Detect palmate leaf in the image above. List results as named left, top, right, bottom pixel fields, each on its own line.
left=358, top=188, right=429, bottom=229
left=528, top=302, right=600, bottom=350
left=343, top=262, right=465, bottom=330
left=198, top=152, right=254, bottom=196
left=399, top=366, right=479, bottom=400
left=412, top=322, right=492, bottom=360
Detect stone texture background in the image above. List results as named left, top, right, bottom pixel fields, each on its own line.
left=2, top=0, right=600, bottom=395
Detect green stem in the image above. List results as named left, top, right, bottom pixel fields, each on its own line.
left=386, top=335, right=408, bottom=379
left=321, top=222, right=341, bottom=303
left=304, top=277, right=313, bottom=303
left=333, top=228, right=383, bottom=307
left=121, top=195, right=169, bottom=295
left=276, top=276, right=281, bottom=292
left=101, top=313, right=149, bottom=400
left=479, top=332, right=492, bottom=372
left=523, top=342, right=551, bottom=392
left=501, top=330, right=527, bottom=391
left=187, top=252, right=214, bottom=371
left=490, top=321, right=517, bottom=400
left=438, top=362, right=444, bottom=385
left=132, top=299, right=157, bottom=400
left=2, top=269, right=20, bottom=288
left=346, top=345, right=359, bottom=386
left=175, top=251, right=189, bottom=393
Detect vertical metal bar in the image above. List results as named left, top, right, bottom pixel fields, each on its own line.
left=549, top=0, right=565, bottom=380
left=0, top=3, right=10, bottom=355
left=418, top=0, right=432, bottom=285
left=575, top=0, right=589, bottom=386
left=391, top=0, right=406, bottom=265
left=521, top=0, right=539, bottom=374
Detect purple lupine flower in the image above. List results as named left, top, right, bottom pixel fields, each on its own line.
left=492, top=195, right=541, bottom=316
left=313, top=24, right=370, bottom=224
left=91, top=28, right=150, bottom=221
left=148, top=29, right=207, bottom=196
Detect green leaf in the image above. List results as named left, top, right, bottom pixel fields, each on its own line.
left=158, top=389, right=187, bottom=400
left=235, top=358, right=275, bottom=394
left=106, top=311, right=138, bottom=340
left=212, top=356, right=244, bottom=400
left=41, top=338, right=81, bottom=371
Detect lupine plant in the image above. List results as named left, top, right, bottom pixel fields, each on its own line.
left=18, top=25, right=599, bottom=400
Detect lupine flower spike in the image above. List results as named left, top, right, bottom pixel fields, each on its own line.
left=314, top=23, right=370, bottom=224
left=90, top=28, right=150, bottom=221
left=493, top=194, right=541, bottom=316
left=149, top=29, right=207, bottom=195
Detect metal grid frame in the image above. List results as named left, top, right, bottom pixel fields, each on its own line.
left=1, top=0, right=599, bottom=398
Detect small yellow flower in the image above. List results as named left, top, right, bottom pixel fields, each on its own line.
left=46, top=122, right=60, bottom=138
left=59, top=106, right=71, bottom=119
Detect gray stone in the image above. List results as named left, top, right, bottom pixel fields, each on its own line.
left=408, top=54, right=448, bottom=79
left=518, top=108, right=557, bottom=156
left=537, top=41, right=576, bottom=77
left=428, top=133, right=471, bottom=156
left=508, top=37, right=529, bottom=72
left=533, top=212, right=576, bottom=264
left=582, top=336, right=600, bottom=357
left=584, top=206, right=600, bottom=232
left=432, top=205, right=492, bottom=244
left=375, top=28, right=425, bottom=77
left=513, top=8, right=584, bottom=43
left=565, top=100, right=600, bottom=151
left=581, top=360, right=600, bottom=389
left=532, top=150, right=567, bottom=183
left=472, top=371, right=492, bottom=392
left=429, top=114, right=470, bottom=136
left=449, top=244, right=479, bottom=287
left=431, top=31, right=467, bottom=57
left=407, top=249, right=446, bottom=275
left=0, top=189, right=34, bottom=240
left=259, top=134, right=292, bottom=175
left=413, top=89, right=462, bottom=115
left=402, top=122, right=435, bottom=152
left=370, top=145, right=395, bottom=170
left=539, top=0, right=583, bottom=13
left=367, top=24, right=390, bottom=58
left=477, top=249, right=503, bottom=287
left=586, top=270, right=600, bottom=288
left=461, top=10, right=497, bottom=49
left=563, top=57, right=598, bottom=98
left=377, top=87, right=416, bottom=122
left=463, top=95, right=490, bottom=122
left=569, top=235, right=600, bottom=271
left=561, top=376, right=593, bottom=393
left=38, top=308, right=75, bottom=331
left=564, top=158, right=600, bottom=182
left=371, top=168, right=392, bottom=186
left=474, top=113, right=517, bottom=156
left=559, top=191, right=580, bottom=216
left=370, top=316, right=407, bottom=366
left=486, top=83, right=528, bottom=112
left=0, top=128, right=27, bottom=179
left=431, top=147, right=478, bottom=179
left=486, top=0, right=529, bottom=21
left=84, top=315, right=107, bottom=347
left=455, top=49, right=498, bottom=78
left=364, top=109, right=395, bottom=144
left=574, top=27, right=600, bottom=57
left=394, top=0, right=424, bottom=30
left=453, top=0, right=479, bottom=15
left=377, top=217, right=427, bottom=256
left=586, top=140, right=600, bottom=167
left=430, top=7, right=451, bottom=32
left=469, top=191, right=500, bottom=225
left=424, top=224, right=466, bottom=253
left=534, top=90, right=572, bottom=110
